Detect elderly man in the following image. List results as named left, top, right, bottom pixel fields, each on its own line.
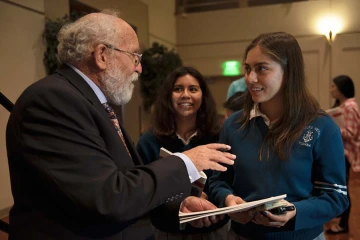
left=6, top=10, right=235, bottom=240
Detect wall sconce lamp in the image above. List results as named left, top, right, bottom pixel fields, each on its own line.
left=328, top=30, right=333, bottom=43
left=317, top=15, right=342, bottom=44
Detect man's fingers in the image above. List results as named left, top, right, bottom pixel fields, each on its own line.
left=235, top=198, right=246, bottom=204
left=210, top=162, right=227, bottom=172
left=215, top=155, right=235, bottom=165
left=223, top=152, right=237, bottom=160
left=190, top=219, right=203, bottom=228
left=209, top=215, right=221, bottom=224
left=205, top=143, right=231, bottom=150
left=200, top=192, right=208, bottom=200
left=200, top=199, right=217, bottom=210
left=180, top=196, right=195, bottom=213
left=203, top=217, right=211, bottom=227
left=210, top=151, right=236, bottom=164
left=181, top=206, right=190, bottom=213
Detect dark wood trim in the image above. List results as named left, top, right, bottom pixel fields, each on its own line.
left=0, top=0, right=44, bottom=15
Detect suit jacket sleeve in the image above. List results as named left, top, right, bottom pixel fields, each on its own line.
left=6, top=79, right=191, bottom=224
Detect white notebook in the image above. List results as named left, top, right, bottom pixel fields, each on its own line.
left=179, top=194, right=287, bottom=224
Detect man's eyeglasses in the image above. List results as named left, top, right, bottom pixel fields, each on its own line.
left=104, top=44, right=142, bottom=66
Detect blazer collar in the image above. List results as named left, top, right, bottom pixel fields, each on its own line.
left=56, top=65, right=101, bottom=107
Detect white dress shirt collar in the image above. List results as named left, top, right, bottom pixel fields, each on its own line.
left=67, top=63, right=107, bottom=104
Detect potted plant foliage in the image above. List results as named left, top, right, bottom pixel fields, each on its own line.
left=139, top=42, right=182, bottom=112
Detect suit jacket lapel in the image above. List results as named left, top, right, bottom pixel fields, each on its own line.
left=56, top=66, right=102, bottom=109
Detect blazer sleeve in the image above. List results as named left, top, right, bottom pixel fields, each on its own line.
left=6, top=84, right=192, bottom=223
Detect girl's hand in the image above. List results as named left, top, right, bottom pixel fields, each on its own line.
left=252, top=200, right=296, bottom=227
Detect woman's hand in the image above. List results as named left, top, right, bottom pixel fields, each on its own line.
left=225, top=195, right=256, bottom=224
left=252, top=200, right=296, bottom=228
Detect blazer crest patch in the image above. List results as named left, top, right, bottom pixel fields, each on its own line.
left=298, top=125, right=320, bottom=147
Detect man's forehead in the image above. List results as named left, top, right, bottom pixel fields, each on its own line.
left=115, top=19, right=137, bottom=34
left=116, top=27, right=140, bottom=50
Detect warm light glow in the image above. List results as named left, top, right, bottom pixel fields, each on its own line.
left=317, top=15, right=342, bottom=41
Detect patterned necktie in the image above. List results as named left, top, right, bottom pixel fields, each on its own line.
left=102, top=102, right=131, bottom=158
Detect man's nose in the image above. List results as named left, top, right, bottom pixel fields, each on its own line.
left=136, top=62, right=142, bottom=74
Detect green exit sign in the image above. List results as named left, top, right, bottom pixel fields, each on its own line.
left=222, top=61, right=241, bottom=76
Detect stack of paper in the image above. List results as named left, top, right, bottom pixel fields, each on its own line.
left=179, top=194, right=286, bottom=224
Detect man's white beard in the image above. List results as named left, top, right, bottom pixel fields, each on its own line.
left=100, top=66, right=138, bottom=106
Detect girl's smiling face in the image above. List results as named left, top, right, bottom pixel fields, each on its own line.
left=172, top=74, right=203, bottom=119
left=244, top=45, right=284, bottom=108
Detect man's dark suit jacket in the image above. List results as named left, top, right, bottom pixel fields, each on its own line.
left=6, top=66, right=191, bottom=239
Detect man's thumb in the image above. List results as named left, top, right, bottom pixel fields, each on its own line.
left=235, top=198, right=245, bottom=204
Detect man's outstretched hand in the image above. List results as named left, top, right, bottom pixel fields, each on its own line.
left=183, top=143, right=236, bottom=172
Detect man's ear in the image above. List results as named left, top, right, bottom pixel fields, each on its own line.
left=93, top=44, right=109, bottom=70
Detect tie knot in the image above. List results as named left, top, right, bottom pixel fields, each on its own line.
left=102, top=102, right=112, bottom=112
left=102, top=102, right=117, bottom=120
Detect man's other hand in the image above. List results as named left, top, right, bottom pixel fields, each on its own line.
left=180, top=196, right=224, bottom=228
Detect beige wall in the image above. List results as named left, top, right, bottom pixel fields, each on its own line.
left=176, top=0, right=360, bottom=114
left=0, top=0, right=46, bottom=217
left=8, top=0, right=44, bottom=12
left=140, top=0, right=176, bottom=50
left=44, top=0, right=69, bottom=20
